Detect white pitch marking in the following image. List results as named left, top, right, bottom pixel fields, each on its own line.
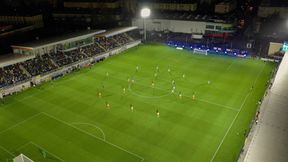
left=30, top=142, right=66, bottom=162
left=210, top=62, right=266, bottom=162
left=0, top=113, right=43, bottom=135
left=110, top=73, right=239, bottom=112
left=0, top=145, right=14, bottom=156
left=42, top=112, right=144, bottom=162
left=70, top=122, right=106, bottom=141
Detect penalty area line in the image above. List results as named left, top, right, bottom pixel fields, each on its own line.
left=30, top=142, right=66, bottom=162
left=70, top=122, right=106, bottom=141
left=42, top=112, right=144, bottom=162
left=0, top=145, right=14, bottom=156
left=0, top=112, right=43, bottom=135
left=197, top=98, right=239, bottom=112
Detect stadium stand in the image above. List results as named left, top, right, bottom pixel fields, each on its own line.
left=50, top=52, right=72, bottom=67
left=0, top=27, right=140, bottom=90
left=81, top=42, right=106, bottom=57
left=0, top=64, right=28, bottom=88
left=21, top=54, right=58, bottom=76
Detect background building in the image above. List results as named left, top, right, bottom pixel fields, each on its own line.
left=258, top=3, right=288, bottom=18
left=215, top=0, right=237, bottom=14
left=52, top=0, right=137, bottom=29
left=138, top=0, right=198, bottom=12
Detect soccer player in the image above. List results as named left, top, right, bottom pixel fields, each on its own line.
left=40, top=149, right=47, bottom=158
left=98, top=92, right=102, bottom=98
left=258, top=99, right=262, bottom=105
left=123, top=87, right=126, bottom=94
left=130, top=104, right=134, bottom=112
left=156, top=109, right=160, bottom=118
left=171, top=88, right=175, bottom=94
left=179, top=92, right=182, bottom=99
left=172, top=80, right=175, bottom=86
left=154, top=73, right=158, bottom=78
left=0, top=93, right=3, bottom=104
left=168, top=68, right=171, bottom=73
left=192, top=94, right=195, bottom=100
left=151, top=81, right=155, bottom=88
left=171, top=85, right=176, bottom=93
left=127, top=77, right=130, bottom=83
left=136, top=65, right=139, bottom=72
left=106, top=102, right=110, bottom=109
left=131, top=79, right=135, bottom=84
left=156, top=66, right=159, bottom=72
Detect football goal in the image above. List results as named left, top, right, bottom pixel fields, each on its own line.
left=193, top=48, right=208, bottom=55
left=13, top=154, right=34, bottom=162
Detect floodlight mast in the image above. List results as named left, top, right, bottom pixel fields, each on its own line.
left=141, top=8, right=151, bottom=42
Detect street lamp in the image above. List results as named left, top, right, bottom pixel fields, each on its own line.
left=141, top=8, right=151, bottom=42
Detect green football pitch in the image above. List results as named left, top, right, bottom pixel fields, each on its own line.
left=0, top=44, right=275, bottom=162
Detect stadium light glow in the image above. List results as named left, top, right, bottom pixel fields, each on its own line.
left=141, top=7, right=151, bottom=42
left=141, top=8, right=151, bottom=18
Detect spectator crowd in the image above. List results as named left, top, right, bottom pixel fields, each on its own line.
left=0, top=32, right=136, bottom=88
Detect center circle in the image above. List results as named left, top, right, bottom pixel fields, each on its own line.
left=127, top=78, right=172, bottom=99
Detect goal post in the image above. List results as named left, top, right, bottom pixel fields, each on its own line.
left=13, top=154, right=34, bottom=162
left=193, top=48, right=208, bottom=55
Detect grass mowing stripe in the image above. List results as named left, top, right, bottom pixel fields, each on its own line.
left=0, top=113, right=42, bottom=135
left=0, top=145, right=14, bottom=156
left=197, top=98, right=239, bottom=112
left=41, top=112, right=145, bottom=162
left=210, top=62, right=266, bottom=162
left=70, top=122, right=106, bottom=141
left=0, top=45, right=274, bottom=162
left=30, top=142, right=66, bottom=162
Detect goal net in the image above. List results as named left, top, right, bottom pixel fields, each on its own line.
left=193, top=48, right=208, bottom=55
left=13, top=154, right=34, bottom=162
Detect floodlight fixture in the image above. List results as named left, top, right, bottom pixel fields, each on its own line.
left=141, top=8, right=151, bottom=18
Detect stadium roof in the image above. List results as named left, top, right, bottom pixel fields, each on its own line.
left=11, top=29, right=105, bottom=50
left=96, top=26, right=138, bottom=38
left=243, top=53, right=288, bottom=162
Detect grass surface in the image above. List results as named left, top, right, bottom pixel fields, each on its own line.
left=0, top=44, right=275, bottom=162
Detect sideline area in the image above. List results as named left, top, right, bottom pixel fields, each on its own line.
left=240, top=52, right=288, bottom=162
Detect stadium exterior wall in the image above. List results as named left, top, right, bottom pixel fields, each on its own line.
left=132, top=18, right=234, bottom=34
left=0, top=40, right=141, bottom=97
left=1, top=81, right=31, bottom=96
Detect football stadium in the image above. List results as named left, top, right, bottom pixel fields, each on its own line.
left=0, top=25, right=279, bottom=162
left=0, top=2, right=288, bottom=162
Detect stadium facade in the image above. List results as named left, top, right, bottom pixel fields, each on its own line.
left=132, top=15, right=235, bottom=38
